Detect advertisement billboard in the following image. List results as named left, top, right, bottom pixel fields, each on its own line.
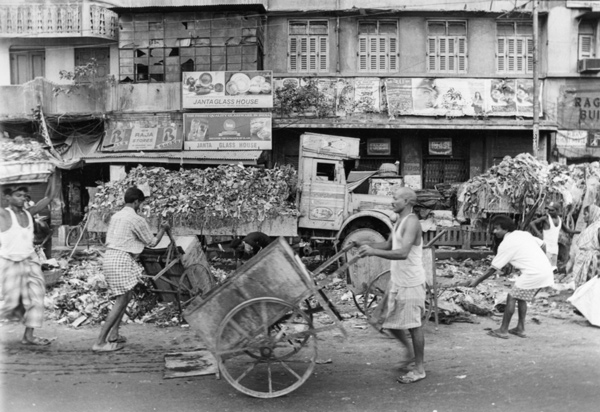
left=183, top=113, right=272, bottom=150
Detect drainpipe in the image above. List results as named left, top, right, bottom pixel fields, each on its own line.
left=532, top=0, right=539, bottom=158
left=336, top=16, right=340, bottom=74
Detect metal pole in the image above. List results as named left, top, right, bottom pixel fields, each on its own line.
left=532, top=0, right=540, bottom=158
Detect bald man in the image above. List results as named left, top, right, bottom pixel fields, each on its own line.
left=354, top=187, right=427, bottom=384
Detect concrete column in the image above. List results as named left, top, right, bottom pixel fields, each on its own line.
left=0, top=40, right=11, bottom=85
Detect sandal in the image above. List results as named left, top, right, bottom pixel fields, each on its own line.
left=487, top=330, right=509, bottom=339
left=92, top=342, right=124, bottom=352
left=508, top=329, right=527, bottom=338
left=397, top=370, right=426, bottom=384
left=21, top=336, right=52, bottom=346
left=108, top=335, right=127, bottom=343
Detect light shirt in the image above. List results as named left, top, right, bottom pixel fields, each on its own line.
left=0, top=208, right=36, bottom=262
left=543, top=214, right=561, bottom=254
left=390, top=213, right=426, bottom=288
left=106, top=206, right=155, bottom=254
left=491, top=230, right=554, bottom=289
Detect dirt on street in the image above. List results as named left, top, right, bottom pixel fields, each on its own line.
left=2, top=299, right=599, bottom=412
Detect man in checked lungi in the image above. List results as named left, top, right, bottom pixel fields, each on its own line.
left=93, top=187, right=170, bottom=352
left=353, top=187, right=427, bottom=384
left=459, top=215, right=553, bottom=339
left=0, top=177, right=59, bottom=345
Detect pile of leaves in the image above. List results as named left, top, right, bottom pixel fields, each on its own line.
left=90, top=164, right=299, bottom=229
left=0, top=136, right=52, bottom=162
left=457, top=154, right=582, bottom=223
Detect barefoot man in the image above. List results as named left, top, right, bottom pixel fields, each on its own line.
left=460, top=215, right=554, bottom=339
left=93, top=187, right=169, bottom=352
left=0, top=176, right=59, bottom=345
left=354, top=187, right=427, bottom=384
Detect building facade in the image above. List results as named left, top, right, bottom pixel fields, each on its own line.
left=1, top=0, right=596, bottom=223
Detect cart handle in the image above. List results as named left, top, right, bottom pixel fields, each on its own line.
left=425, top=230, right=447, bottom=248
left=311, top=242, right=354, bottom=277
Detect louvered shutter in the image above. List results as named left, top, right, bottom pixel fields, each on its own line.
left=389, top=36, right=398, bottom=71
left=497, top=37, right=506, bottom=72
left=318, top=35, right=328, bottom=72
left=358, top=36, right=368, bottom=72
left=516, top=38, right=525, bottom=72
left=427, top=37, right=437, bottom=71
left=526, top=37, right=533, bottom=73
left=298, top=36, right=308, bottom=71
left=288, top=36, right=298, bottom=71
left=507, top=38, right=516, bottom=72
left=378, top=37, right=387, bottom=71
left=308, top=37, right=317, bottom=71
left=369, top=36, right=378, bottom=71
left=447, top=37, right=455, bottom=71
left=579, top=35, right=594, bottom=59
left=457, top=36, right=467, bottom=72
left=439, top=37, right=448, bottom=71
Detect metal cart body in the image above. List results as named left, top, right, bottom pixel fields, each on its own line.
left=183, top=237, right=346, bottom=398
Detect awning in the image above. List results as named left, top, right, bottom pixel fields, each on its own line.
left=82, top=150, right=263, bottom=165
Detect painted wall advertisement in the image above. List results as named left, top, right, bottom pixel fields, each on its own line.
left=183, top=113, right=272, bottom=150
left=182, top=70, right=273, bottom=109
left=102, top=124, right=183, bottom=151
left=558, top=84, right=600, bottom=130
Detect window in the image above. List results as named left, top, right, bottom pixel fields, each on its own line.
left=10, top=49, right=45, bottom=84
left=75, top=47, right=110, bottom=81
left=426, top=21, right=467, bottom=73
left=496, top=21, right=533, bottom=74
left=357, top=21, right=398, bottom=72
left=579, top=21, right=596, bottom=59
left=288, top=20, right=329, bottom=73
left=118, top=12, right=263, bottom=83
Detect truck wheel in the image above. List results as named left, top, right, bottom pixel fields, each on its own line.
left=340, top=228, right=389, bottom=312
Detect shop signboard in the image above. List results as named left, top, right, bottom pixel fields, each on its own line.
left=367, top=138, right=391, bottom=156
left=183, top=113, right=272, bottom=150
left=558, top=83, right=600, bottom=130
left=102, top=125, right=183, bottom=151
left=182, top=71, right=273, bottom=109
left=429, top=138, right=453, bottom=156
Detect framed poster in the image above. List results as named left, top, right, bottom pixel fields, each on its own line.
left=429, top=138, right=452, bottom=156
left=367, top=138, right=391, bottom=156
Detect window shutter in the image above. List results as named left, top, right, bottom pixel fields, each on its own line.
left=497, top=37, right=506, bottom=72
left=358, top=35, right=368, bottom=72
left=439, top=37, right=447, bottom=71
left=580, top=34, right=594, bottom=59
left=369, top=36, right=378, bottom=71
left=288, top=36, right=298, bottom=71
left=507, top=38, right=516, bottom=72
left=427, top=36, right=437, bottom=71
left=515, top=38, right=524, bottom=72
left=308, top=36, right=317, bottom=71
left=526, top=37, right=533, bottom=73
left=447, top=36, right=456, bottom=72
left=299, top=36, right=308, bottom=71
left=318, top=35, right=328, bottom=72
left=457, top=36, right=467, bottom=72
left=378, top=36, right=387, bottom=71
left=389, top=36, right=398, bottom=71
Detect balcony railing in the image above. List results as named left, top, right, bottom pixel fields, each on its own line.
left=0, top=3, right=117, bottom=40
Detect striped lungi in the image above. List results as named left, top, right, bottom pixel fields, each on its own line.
left=103, top=249, right=145, bottom=296
left=0, top=256, right=45, bottom=328
left=369, top=282, right=426, bottom=330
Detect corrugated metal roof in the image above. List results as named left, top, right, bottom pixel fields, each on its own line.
left=82, top=150, right=262, bottom=165
left=111, top=0, right=266, bottom=8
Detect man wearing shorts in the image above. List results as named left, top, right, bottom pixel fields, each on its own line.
left=354, top=187, right=427, bottom=384
left=93, top=187, right=169, bottom=352
left=462, top=215, right=554, bottom=339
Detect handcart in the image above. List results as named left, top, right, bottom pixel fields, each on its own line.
left=139, top=230, right=215, bottom=312
left=182, top=237, right=354, bottom=398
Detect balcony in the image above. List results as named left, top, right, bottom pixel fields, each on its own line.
left=0, top=3, right=117, bottom=40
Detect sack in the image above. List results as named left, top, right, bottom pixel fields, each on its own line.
left=568, top=276, right=600, bottom=327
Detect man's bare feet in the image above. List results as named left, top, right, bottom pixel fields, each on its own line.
left=21, top=336, right=51, bottom=346
left=92, top=342, right=124, bottom=352
left=487, top=329, right=509, bottom=339
left=508, top=328, right=527, bottom=338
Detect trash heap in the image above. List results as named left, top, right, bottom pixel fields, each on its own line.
left=457, top=154, right=593, bottom=224
left=89, top=164, right=299, bottom=229
left=0, top=135, right=56, bottom=185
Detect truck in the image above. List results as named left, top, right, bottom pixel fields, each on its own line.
left=88, top=132, right=400, bottom=296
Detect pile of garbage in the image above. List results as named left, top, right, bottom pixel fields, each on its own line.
left=89, top=164, right=299, bottom=229
left=457, top=154, right=592, bottom=224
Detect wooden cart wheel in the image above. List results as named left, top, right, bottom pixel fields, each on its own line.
left=215, top=297, right=317, bottom=398
left=364, top=270, right=433, bottom=323
left=177, top=263, right=215, bottom=307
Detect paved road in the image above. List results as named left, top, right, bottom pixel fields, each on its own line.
left=1, top=309, right=600, bottom=412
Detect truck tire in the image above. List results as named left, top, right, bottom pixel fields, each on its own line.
left=340, top=228, right=389, bottom=300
